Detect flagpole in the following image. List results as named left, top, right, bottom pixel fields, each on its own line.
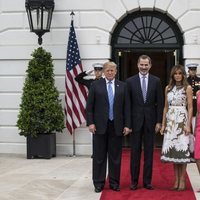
left=65, top=10, right=87, bottom=157
left=71, top=10, right=76, bottom=158
left=70, top=10, right=75, bottom=18
left=72, top=130, right=76, bottom=157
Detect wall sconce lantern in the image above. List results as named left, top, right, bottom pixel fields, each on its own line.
left=25, top=0, right=54, bottom=45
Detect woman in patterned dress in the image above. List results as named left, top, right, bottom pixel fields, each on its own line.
left=160, top=65, right=193, bottom=191
left=194, top=90, right=200, bottom=192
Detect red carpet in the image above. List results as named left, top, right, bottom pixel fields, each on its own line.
left=100, top=148, right=196, bottom=200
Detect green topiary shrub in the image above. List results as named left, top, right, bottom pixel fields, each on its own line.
left=17, top=47, right=65, bottom=137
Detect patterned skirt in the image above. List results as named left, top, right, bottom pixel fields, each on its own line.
left=161, top=106, right=191, bottom=163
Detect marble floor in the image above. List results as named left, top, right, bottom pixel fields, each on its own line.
left=0, top=153, right=199, bottom=200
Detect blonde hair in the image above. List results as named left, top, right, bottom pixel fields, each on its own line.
left=167, top=64, right=189, bottom=92
left=103, top=61, right=117, bottom=70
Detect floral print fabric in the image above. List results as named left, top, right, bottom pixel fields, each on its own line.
left=161, top=86, right=191, bottom=163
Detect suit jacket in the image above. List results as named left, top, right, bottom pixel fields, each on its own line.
left=86, top=78, right=131, bottom=136
left=187, top=75, right=200, bottom=116
left=126, top=74, right=163, bottom=132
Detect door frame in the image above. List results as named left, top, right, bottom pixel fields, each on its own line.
left=112, top=49, right=181, bottom=147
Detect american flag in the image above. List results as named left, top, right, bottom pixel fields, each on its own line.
left=64, top=19, right=87, bottom=134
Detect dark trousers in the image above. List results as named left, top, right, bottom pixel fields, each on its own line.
left=92, top=120, right=122, bottom=188
left=130, top=118, right=154, bottom=185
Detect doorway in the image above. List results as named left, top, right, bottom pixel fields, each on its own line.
left=119, top=50, right=174, bottom=87
left=111, top=10, right=184, bottom=147
left=118, top=50, right=175, bottom=147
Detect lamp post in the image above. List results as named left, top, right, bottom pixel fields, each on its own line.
left=25, top=0, right=54, bottom=45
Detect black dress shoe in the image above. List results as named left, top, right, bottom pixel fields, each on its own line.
left=94, top=186, right=103, bottom=193
left=110, top=185, right=120, bottom=191
left=130, top=183, right=138, bottom=190
left=144, top=184, right=154, bottom=190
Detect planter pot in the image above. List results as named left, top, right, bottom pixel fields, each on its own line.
left=27, top=133, right=56, bottom=159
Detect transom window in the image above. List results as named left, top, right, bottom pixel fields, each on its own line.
left=112, top=11, right=183, bottom=49
left=118, top=16, right=176, bottom=44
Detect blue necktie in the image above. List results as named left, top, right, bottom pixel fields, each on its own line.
left=108, top=81, right=114, bottom=120
left=142, top=75, right=147, bottom=102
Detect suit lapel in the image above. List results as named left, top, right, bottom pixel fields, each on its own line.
left=102, top=79, right=109, bottom=102
left=114, top=80, right=120, bottom=103
left=136, top=74, right=144, bottom=101
left=146, top=74, right=152, bottom=101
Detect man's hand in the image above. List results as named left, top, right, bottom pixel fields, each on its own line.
left=155, top=123, right=161, bottom=133
left=89, top=124, right=96, bottom=134
left=123, top=127, right=132, bottom=136
left=86, top=69, right=94, bottom=75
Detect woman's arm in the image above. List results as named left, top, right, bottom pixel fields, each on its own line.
left=186, top=85, right=193, bottom=134
left=160, top=86, right=169, bottom=135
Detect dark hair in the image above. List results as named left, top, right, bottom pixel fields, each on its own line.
left=167, top=64, right=189, bottom=92
left=137, top=55, right=152, bottom=65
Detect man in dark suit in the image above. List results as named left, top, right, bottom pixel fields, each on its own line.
left=126, top=55, right=163, bottom=190
left=75, top=63, right=103, bottom=159
left=187, top=63, right=200, bottom=117
left=75, top=63, right=103, bottom=89
left=86, top=61, right=131, bottom=193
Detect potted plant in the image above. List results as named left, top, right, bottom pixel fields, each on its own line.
left=17, top=47, right=65, bottom=159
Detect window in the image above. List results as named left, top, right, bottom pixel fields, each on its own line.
left=112, top=11, right=183, bottom=48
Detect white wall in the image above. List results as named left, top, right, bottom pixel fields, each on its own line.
left=0, top=0, right=200, bottom=155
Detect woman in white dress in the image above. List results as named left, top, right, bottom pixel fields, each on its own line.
left=160, top=64, right=193, bottom=191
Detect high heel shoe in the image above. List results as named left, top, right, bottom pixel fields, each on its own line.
left=171, top=181, right=179, bottom=190
left=177, top=180, right=186, bottom=191
left=177, top=187, right=186, bottom=191
left=171, top=186, right=178, bottom=191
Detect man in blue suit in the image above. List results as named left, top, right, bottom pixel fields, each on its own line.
left=86, top=61, right=131, bottom=193
left=126, top=55, right=163, bottom=190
